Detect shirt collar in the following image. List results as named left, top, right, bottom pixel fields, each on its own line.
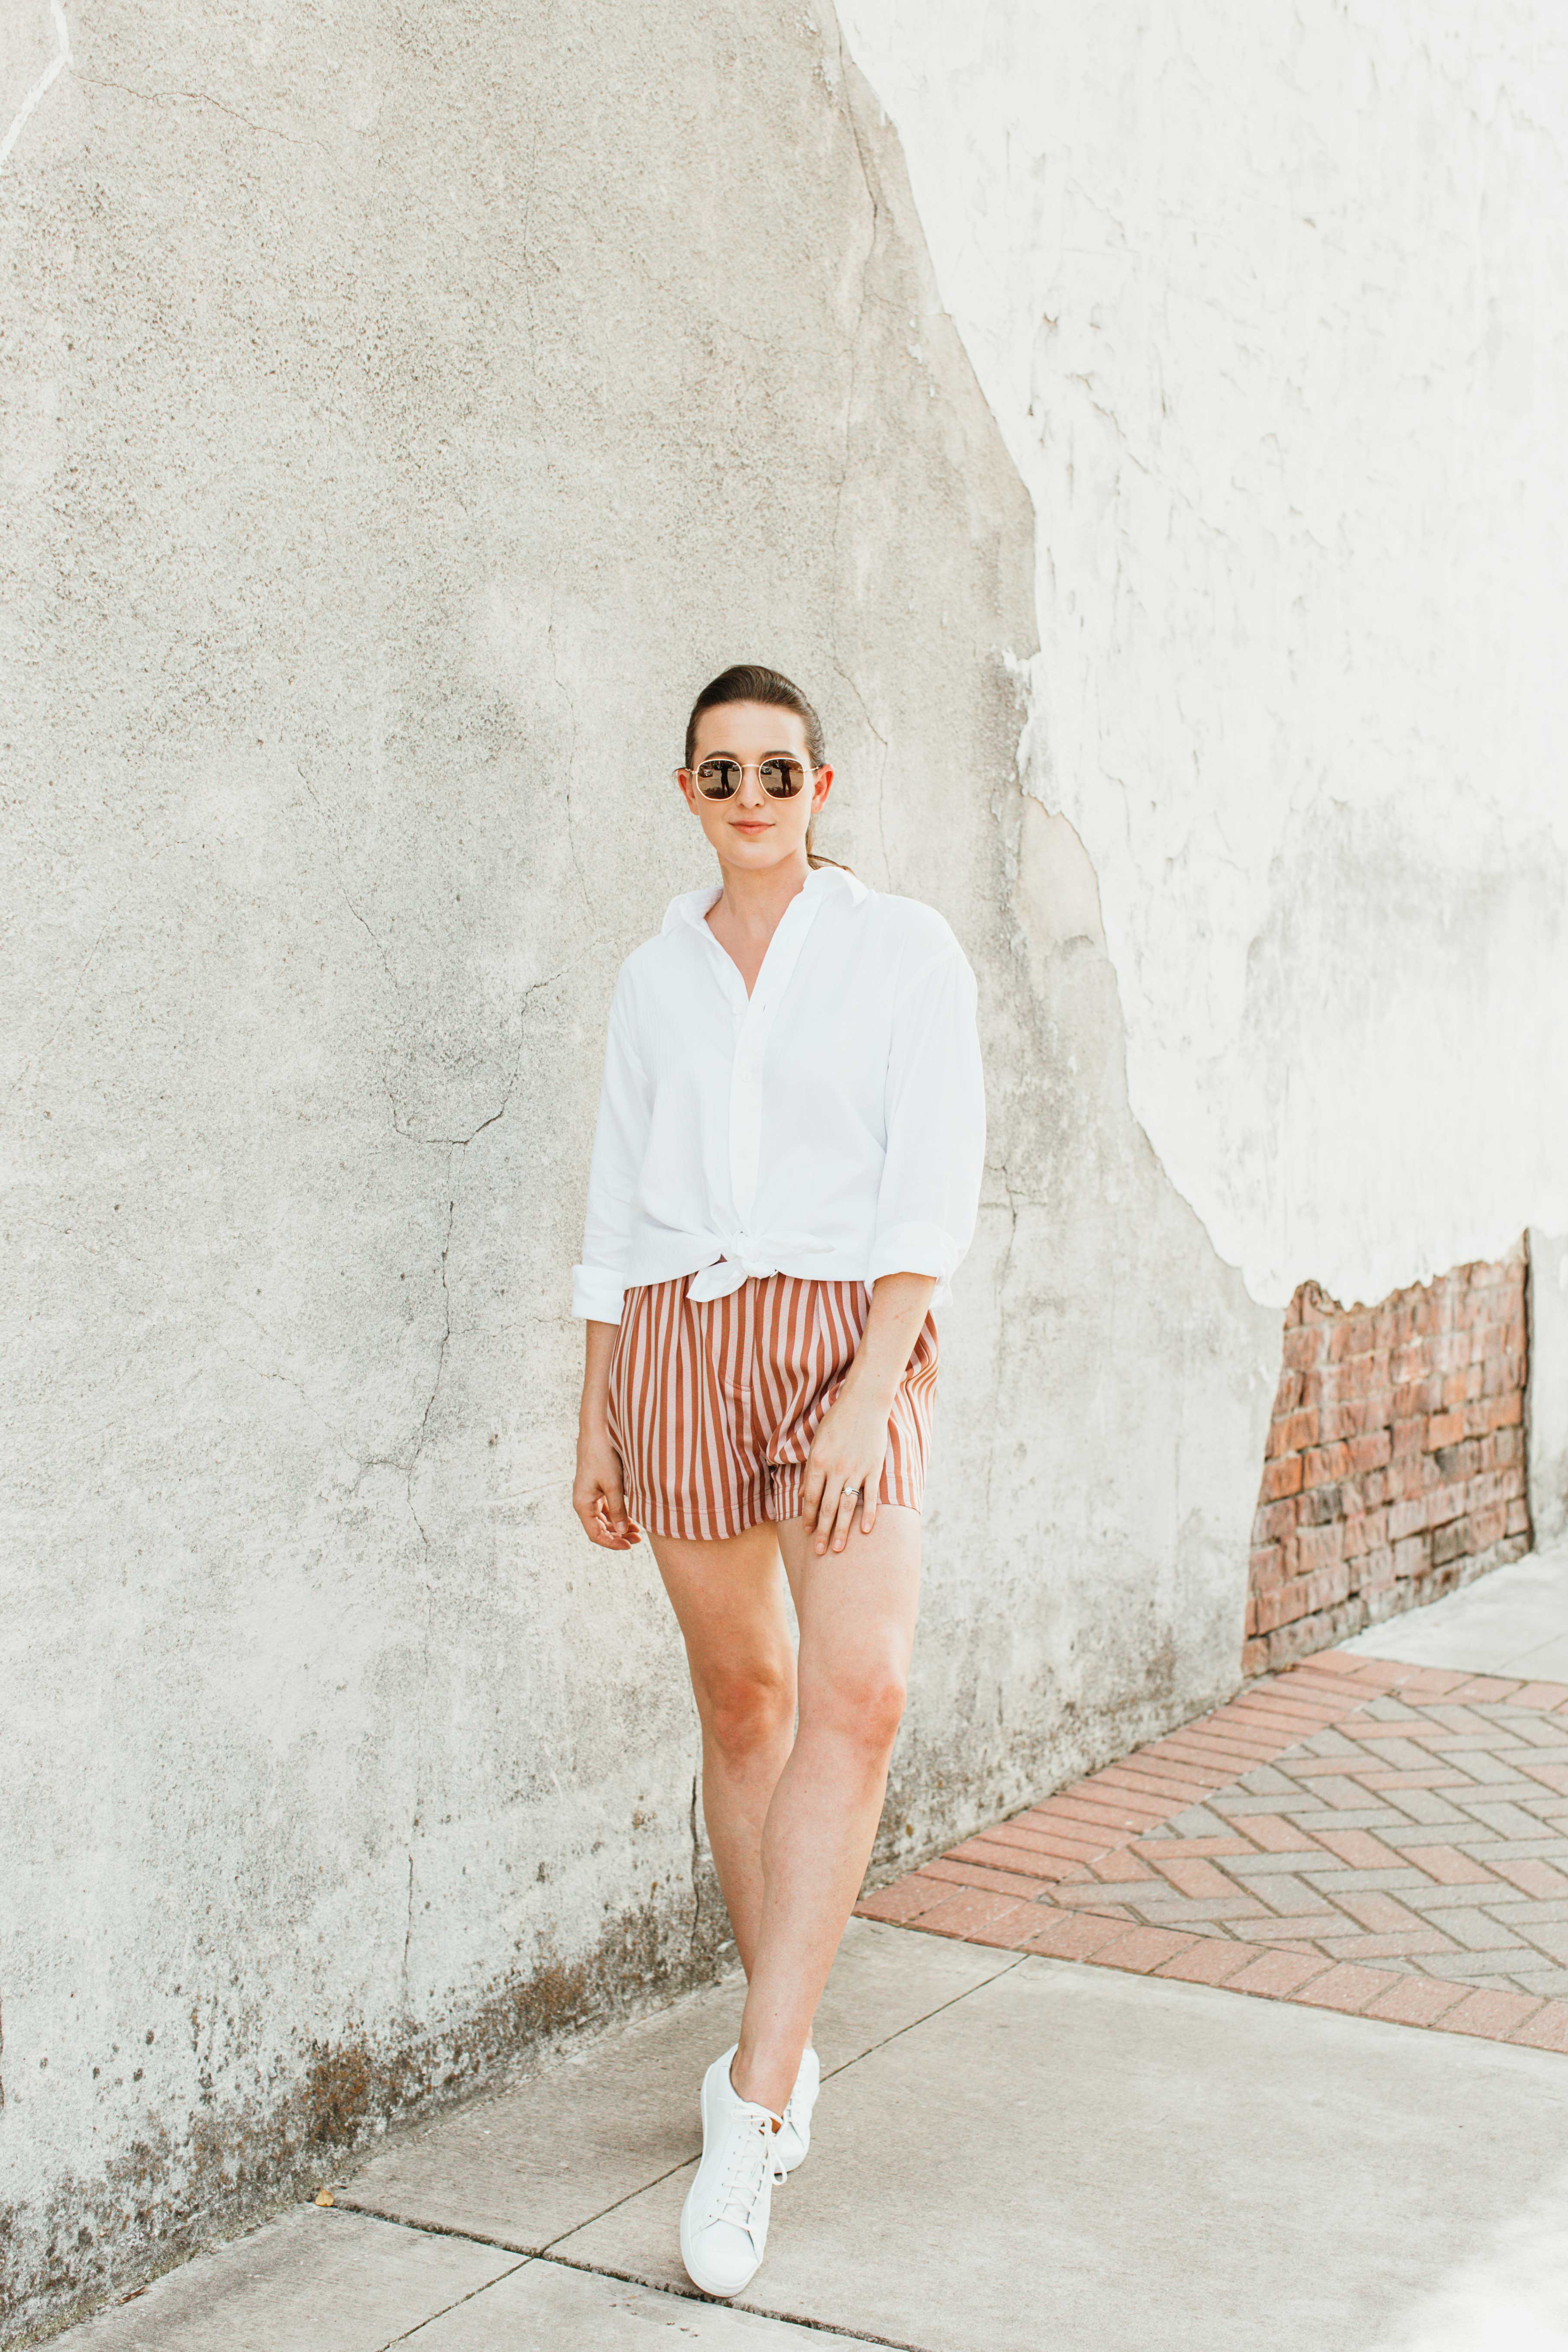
left=661, top=863, right=868, bottom=936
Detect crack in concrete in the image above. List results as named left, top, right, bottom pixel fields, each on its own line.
left=1, top=0, right=70, bottom=171
left=74, top=69, right=336, bottom=167
left=297, top=766, right=404, bottom=1004
left=394, top=966, right=568, bottom=2015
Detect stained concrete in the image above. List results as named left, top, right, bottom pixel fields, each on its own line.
left=48, top=1917, right=1568, bottom=2352
left=336, top=1923, right=1013, bottom=2248
left=3, top=1, right=1282, bottom=2328
left=38, top=2206, right=517, bottom=2352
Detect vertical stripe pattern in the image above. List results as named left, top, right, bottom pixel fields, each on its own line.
left=607, top=1274, right=940, bottom=1542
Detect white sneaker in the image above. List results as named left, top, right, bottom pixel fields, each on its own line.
left=679, top=2049, right=786, bottom=2298
left=775, top=2044, right=820, bottom=2174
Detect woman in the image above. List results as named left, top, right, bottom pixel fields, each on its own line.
left=570, top=663, right=985, bottom=2298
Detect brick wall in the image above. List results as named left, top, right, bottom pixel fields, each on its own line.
left=1244, top=1249, right=1532, bottom=1674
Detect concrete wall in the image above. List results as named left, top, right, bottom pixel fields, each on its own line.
left=1528, top=1232, right=1568, bottom=1547
left=2, top=3, right=1279, bottom=2332
left=7, top=3, right=1565, bottom=2333
left=837, top=0, right=1568, bottom=1310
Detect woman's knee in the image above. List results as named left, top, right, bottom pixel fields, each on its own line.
left=698, top=1661, right=795, bottom=1764
left=804, top=1665, right=908, bottom=1758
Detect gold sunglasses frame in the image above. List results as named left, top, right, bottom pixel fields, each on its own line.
left=676, top=754, right=814, bottom=802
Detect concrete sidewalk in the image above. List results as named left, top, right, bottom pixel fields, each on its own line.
left=50, top=1543, right=1568, bottom=2352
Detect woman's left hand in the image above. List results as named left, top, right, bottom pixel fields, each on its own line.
left=800, top=1375, right=893, bottom=1555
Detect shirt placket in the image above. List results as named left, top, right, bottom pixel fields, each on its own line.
left=699, top=888, right=827, bottom=1252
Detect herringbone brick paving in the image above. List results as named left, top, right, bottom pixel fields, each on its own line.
left=857, top=1647, right=1568, bottom=2052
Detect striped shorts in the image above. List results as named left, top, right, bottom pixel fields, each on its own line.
left=607, top=1272, right=939, bottom=1543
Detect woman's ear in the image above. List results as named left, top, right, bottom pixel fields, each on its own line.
left=811, top=763, right=834, bottom=812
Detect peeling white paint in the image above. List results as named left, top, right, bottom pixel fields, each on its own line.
left=1, top=0, right=71, bottom=171
left=837, top=1, right=1568, bottom=1308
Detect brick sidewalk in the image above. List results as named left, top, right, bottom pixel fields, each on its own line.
left=858, top=1650, right=1568, bottom=2052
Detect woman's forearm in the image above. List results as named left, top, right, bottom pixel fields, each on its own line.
left=841, top=1271, right=937, bottom=1404
left=580, top=1317, right=619, bottom=1432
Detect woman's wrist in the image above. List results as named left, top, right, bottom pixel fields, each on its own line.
left=838, top=1360, right=899, bottom=1411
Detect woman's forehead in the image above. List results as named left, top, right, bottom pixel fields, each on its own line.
left=692, top=701, right=810, bottom=755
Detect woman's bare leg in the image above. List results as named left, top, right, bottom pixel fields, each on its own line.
left=728, top=1504, right=921, bottom=2116
left=646, top=1523, right=798, bottom=1977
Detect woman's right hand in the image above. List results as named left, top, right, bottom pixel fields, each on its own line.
left=573, top=1426, right=641, bottom=1549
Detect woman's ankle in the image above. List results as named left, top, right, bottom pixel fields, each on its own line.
left=729, top=2043, right=797, bottom=2117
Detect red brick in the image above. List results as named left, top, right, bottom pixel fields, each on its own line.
left=1341, top=1510, right=1389, bottom=1559
left=1362, top=1977, right=1469, bottom=2029
left=1392, top=1534, right=1429, bottom=1579
left=1507, top=2001, right=1568, bottom=2056
left=1085, top=1925, right=1202, bottom=1976
left=1302, top=1442, right=1353, bottom=1489
left=1346, top=1430, right=1392, bottom=1474
left=1089, top=1763, right=1216, bottom=1806
left=1514, top=1682, right=1568, bottom=1710
left=1309, top=1828, right=1410, bottom=1870
left=918, top=1858, right=1057, bottom=1902
left=1268, top=1407, right=1320, bottom=1456
left=856, top=1876, right=951, bottom=1924
left=1016, top=1909, right=1132, bottom=1962
left=1442, top=1989, right=1545, bottom=2042
left=1143, top=1856, right=1238, bottom=1898
left=975, top=1821, right=1108, bottom=1862
left=1442, top=1675, right=1523, bottom=1703
left=1329, top=1890, right=1429, bottom=1933
left=1041, top=1792, right=1170, bottom=1835
left=1085, top=1848, right=1161, bottom=1883
left=1152, top=1939, right=1257, bottom=1987
left=1259, top=1453, right=1305, bottom=1501
left=1253, top=1498, right=1300, bottom=1545
left=1294, top=1963, right=1403, bottom=2014
left=911, top=1887, right=1033, bottom=1941
left=943, top=1838, right=1076, bottom=1881
left=1227, top=1950, right=1335, bottom=1998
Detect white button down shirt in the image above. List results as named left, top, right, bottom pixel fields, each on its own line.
left=570, top=864, right=986, bottom=1322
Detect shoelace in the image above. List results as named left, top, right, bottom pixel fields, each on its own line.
left=707, top=2111, right=786, bottom=2232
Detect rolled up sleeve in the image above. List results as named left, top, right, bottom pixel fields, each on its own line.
left=570, top=968, right=652, bottom=1323
left=868, top=943, right=986, bottom=1307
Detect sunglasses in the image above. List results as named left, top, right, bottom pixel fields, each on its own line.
left=682, top=755, right=810, bottom=801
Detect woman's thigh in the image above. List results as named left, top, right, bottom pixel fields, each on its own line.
left=777, top=1505, right=922, bottom=1723
left=647, top=1523, right=797, bottom=1708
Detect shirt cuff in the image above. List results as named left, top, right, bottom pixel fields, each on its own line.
left=867, top=1221, right=961, bottom=1294
left=572, top=1263, right=626, bottom=1323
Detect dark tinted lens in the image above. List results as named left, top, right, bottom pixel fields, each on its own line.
left=695, top=758, right=741, bottom=798
left=760, top=757, right=805, bottom=797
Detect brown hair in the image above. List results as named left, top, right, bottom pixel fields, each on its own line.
left=683, top=663, right=851, bottom=872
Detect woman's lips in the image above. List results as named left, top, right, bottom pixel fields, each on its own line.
left=731, top=821, right=770, bottom=834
